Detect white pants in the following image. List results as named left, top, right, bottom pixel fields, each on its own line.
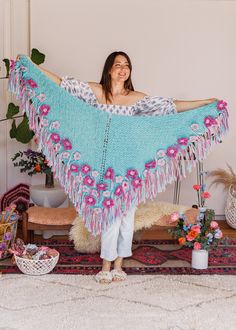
left=100, top=207, right=136, bottom=261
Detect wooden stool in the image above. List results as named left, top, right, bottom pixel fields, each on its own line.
left=22, top=206, right=77, bottom=243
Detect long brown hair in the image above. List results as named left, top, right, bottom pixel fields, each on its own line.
left=99, top=51, right=134, bottom=104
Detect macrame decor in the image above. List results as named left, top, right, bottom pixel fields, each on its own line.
left=8, top=56, right=229, bottom=236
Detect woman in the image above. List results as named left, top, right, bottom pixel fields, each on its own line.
left=20, top=51, right=217, bottom=284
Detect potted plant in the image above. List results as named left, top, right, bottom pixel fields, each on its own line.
left=11, top=148, right=54, bottom=188
left=168, top=209, right=223, bottom=269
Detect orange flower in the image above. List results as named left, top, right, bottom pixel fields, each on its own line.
left=178, top=237, right=186, bottom=245
left=186, top=230, right=198, bottom=242
left=34, top=164, right=41, bottom=172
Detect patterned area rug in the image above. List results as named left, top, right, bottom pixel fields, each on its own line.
left=1, top=239, right=236, bottom=275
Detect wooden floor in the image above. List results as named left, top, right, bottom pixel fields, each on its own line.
left=139, top=220, right=236, bottom=240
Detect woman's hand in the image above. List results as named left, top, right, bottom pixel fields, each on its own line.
left=207, top=98, right=219, bottom=104
left=16, top=54, right=30, bottom=61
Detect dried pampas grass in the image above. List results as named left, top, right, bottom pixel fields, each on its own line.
left=209, top=164, right=236, bottom=192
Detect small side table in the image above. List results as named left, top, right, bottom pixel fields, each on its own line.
left=30, top=184, right=67, bottom=208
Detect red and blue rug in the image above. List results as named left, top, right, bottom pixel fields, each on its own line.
left=1, top=239, right=236, bottom=275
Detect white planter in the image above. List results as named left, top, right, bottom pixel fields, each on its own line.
left=191, top=249, right=209, bottom=269
left=30, top=184, right=67, bottom=208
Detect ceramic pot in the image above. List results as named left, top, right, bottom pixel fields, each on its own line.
left=191, top=249, right=208, bottom=269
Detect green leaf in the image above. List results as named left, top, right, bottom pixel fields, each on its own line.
left=30, top=48, right=45, bottom=65
left=9, top=120, right=17, bottom=138
left=6, top=103, right=19, bottom=119
left=3, top=58, right=10, bottom=77
left=15, top=116, right=34, bottom=144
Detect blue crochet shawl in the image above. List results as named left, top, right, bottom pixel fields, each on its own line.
left=9, top=56, right=229, bottom=235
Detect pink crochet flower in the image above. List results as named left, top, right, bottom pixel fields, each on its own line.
left=127, top=169, right=138, bottom=178
left=62, top=139, right=72, bottom=150
left=145, top=160, right=156, bottom=169
left=166, top=146, right=178, bottom=158
left=122, top=181, right=129, bottom=191
left=25, top=89, right=35, bottom=98
left=20, top=65, right=27, bottom=72
left=204, top=116, right=217, bottom=128
left=70, top=164, right=79, bottom=172
left=73, top=152, right=81, bottom=161
left=37, top=93, right=46, bottom=102
left=104, top=167, right=114, bottom=180
left=156, top=150, right=165, bottom=158
left=10, top=60, right=15, bottom=69
left=103, top=191, right=110, bottom=197
left=92, top=171, right=99, bottom=178
left=25, top=78, right=38, bottom=88
left=50, top=121, right=60, bottom=129
left=217, top=100, right=227, bottom=111
left=53, top=143, right=61, bottom=152
left=131, top=177, right=142, bottom=189
left=191, top=123, right=199, bottom=131
left=85, top=195, right=96, bottom=206
left=97, top=183, right=108, bottom=191
left=50, top=133, right=60, bottom=143
left=189, top=136, right=199, bottom=143
left=61, top=152, right=70, bottom=159
left=177, top=137, right=189, bottom=146
left=39, top=104, right=50, bottom=116
left=102, top=198, right=114, bottom=208
left=41, top=118, right=49, bottom=127
left=114, top=185, right=124, bottom=196
left=116, top=176, right=123, bottom=183
left=157, top=158, right=166, bottom=167
left=81, top=164, right=91, bottom=174
left=83, top=176, right=95, bottom=186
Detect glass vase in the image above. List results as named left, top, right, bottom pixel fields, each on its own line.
left=45, top=171, right=54, bottom=188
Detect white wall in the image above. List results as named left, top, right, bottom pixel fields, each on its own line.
left=1, top=0, right=235, bottom=216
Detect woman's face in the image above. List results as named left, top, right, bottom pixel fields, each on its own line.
left=109, top=55, right=131, bottom=82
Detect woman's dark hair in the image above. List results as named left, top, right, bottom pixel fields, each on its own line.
left=99, top=51, right=134, bottom=104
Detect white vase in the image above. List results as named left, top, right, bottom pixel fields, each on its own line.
left=191, top=249, right=209, bottom=269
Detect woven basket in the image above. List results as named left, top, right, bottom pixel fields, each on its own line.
left=0, top=219, right=18, bottom=260
left=225, top=185, right=236, bottom=229
left=14, top=253, right=59, bottom=275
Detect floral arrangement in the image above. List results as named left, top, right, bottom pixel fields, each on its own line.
left=10, top=238, right=58, bottom=260
left=169, top=209, right=223, bottom=250
left=12, top=149, right=51, bottom=176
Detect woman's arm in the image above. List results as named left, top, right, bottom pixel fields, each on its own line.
left=37, top=66, right=61, bottom=85
left=174, top=98, right=218, bottom=113
left=16, top=55, right=61, bottom=85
